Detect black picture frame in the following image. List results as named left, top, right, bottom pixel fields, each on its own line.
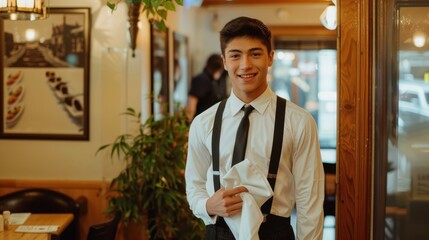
left=0, top=7, right=91, bottom=140
left=150, top=23, right=169, bottom=119
left=172, top=31, right=190, bottom=112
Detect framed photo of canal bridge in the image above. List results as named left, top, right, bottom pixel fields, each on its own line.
left=0, top=8, right=90, bottom=140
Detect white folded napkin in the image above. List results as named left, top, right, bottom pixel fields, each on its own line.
left=15, top=225, right=59, bottom=233
left=221, top=159, right=273, bottom=240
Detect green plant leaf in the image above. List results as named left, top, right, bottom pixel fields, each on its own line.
left=95, top=144, right=111, bottom=155
left=162, top=1, right=176, bottom=11
left=154, top=0, right=163, bottom=8
left=125, top=107, right=136, bottom=115
left=157, top=9, right=167, bottom=20
left=106, top=2, right=116, bottom=11
left=155, top=20, right=166, bottom=31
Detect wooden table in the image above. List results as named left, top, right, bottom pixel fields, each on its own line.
left=0, top=213, right=74, bottom=240
left=385, top=206, right=407, bottom=240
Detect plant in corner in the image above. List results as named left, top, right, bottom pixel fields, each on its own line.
left=97, top=108, right=205, bottom=239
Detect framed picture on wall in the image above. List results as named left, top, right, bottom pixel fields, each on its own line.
left=0, top=8, right=91, bottom=140
left=150, top=22, right=169, bottom=119
left=172, top=32, right=190, bottom=112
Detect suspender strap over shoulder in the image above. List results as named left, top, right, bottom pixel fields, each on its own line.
left=268, top=96, right=286, bottom=187
left=212, top=99, right=227, bottom=191
left=261, top=96, right=286, bottom=214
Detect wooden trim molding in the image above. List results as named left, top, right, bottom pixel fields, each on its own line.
left=337, top=0, right=373, bottom=239
left=269, top=26, right=337, bottom=40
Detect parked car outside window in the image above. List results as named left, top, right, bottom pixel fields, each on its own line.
left=398, top=80, right=429, bottom=132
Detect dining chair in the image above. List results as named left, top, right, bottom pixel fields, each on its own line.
left=0, top=188, right=81, bottom=240
left=323, top=162, right=336, bottom=217
left=86, top=211, right=121, bottom=240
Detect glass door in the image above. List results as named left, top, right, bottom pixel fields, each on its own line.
left=374, top=1, right=429, bottom=239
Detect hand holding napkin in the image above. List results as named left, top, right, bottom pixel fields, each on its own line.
left=221, top=159, right=273, bottom=240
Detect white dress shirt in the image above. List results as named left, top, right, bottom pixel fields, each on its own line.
left=185, top=87, right=325, bottom=240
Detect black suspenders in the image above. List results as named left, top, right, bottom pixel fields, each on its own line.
left=212, top=99, right=227, bottom=191
left=261, top=97, right=286, bottom=214
left=211, top=96, right=286, bottom=214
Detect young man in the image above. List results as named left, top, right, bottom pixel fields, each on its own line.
left=185, top=16, right=325, bottom=239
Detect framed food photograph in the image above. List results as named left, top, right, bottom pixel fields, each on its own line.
left=150, top=22, right=169, bottom=119
left=0, top=8, right=91, bottom=140
left=172, top=31, right=190, bottom=113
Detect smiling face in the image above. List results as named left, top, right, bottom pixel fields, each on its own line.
left=222, top=36, right=274, bottom=103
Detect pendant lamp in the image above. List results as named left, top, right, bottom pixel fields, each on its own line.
left=320, top=0, right=337, bottom=30
left=0, top=0, right=48, bottom=21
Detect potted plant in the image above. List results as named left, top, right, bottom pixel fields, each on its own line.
left=97, top=108, right=205, bottom=239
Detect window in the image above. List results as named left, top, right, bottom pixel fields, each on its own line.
left=374, top=4, right=429, bottom=239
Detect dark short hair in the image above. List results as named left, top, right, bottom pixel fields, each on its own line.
left=220, top=16, right=272, bottom=54
left=204, top=53, right=223, bottom=75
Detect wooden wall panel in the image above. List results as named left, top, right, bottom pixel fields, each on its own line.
left=337, top=0, right=373, bottom=239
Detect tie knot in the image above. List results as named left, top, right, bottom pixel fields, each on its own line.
left=242, top=105, right=254, bottom=116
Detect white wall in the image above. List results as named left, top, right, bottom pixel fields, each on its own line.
left=0, top=1, right=327, bottom=181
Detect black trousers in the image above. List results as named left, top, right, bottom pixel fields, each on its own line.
left=205, top=214, right=295, bottom=240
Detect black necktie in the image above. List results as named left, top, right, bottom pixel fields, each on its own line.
left=232, top=105, right=254, bottom=166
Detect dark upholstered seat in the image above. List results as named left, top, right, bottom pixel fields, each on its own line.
left=0, top=188, right=81, bottom=240
left=323, top=162, right=336, bottom=217
left=87, top=212, right=121, bottom=240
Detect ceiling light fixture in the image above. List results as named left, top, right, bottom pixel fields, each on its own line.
left=320, top=2, right=337, bottom=30
left=0, top=0, right=48, bottom=20
left=413, top=31, right=426, bottom=48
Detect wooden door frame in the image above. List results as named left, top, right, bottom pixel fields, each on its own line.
left=337, top=0, right=373, bottom=239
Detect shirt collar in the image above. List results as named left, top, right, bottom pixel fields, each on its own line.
left=229, top=88, right=276, bottom=116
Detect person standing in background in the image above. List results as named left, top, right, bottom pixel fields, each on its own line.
left=186, top=53, right=229, bottom=121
